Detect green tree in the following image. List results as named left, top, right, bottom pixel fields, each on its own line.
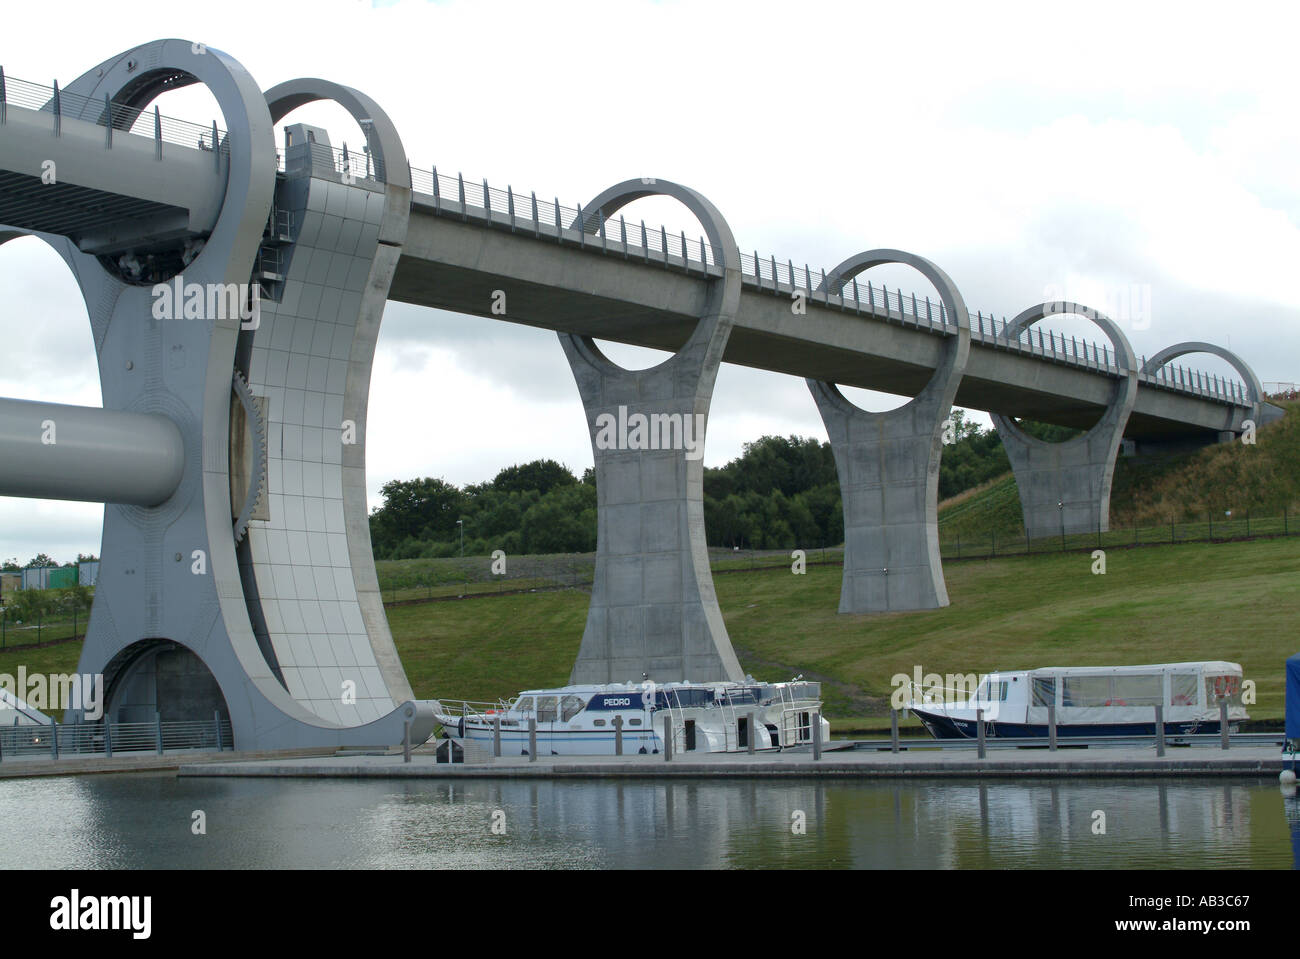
left=368, top=477, right=466, bottom=557
left=492, top=459, right=577, bottom=497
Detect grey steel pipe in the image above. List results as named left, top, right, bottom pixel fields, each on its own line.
left=0, top=397, right=184, bottom=506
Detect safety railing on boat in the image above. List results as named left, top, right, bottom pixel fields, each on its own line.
left=436, top=699, right=513, bottom=730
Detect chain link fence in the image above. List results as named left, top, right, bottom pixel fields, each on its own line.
left=941, top=508, right=1296, bottom=560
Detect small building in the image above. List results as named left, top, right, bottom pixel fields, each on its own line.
left=78, top=561, right=100, bottom=587
left=48, top=567, right=76, bottom=589
left=0, top=572, right=20, bottom=601
left=21, top=567, right=51, bottom=591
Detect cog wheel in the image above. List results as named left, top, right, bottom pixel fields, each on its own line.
left=231, top=369, right=269, bottom=546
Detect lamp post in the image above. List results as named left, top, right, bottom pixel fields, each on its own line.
left=1058, top=501, right=1065, bottom=550
left=456, top=519, right=465, bottom=598
left=359, top=119, right=374, bottom=179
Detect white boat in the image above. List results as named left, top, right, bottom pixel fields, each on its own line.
left=431, top=679, right=831, bottom=756
left=908, top=661, right=1248, bottom=740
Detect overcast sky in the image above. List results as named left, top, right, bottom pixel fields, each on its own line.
left=2, top=0, right=1298, bottom=565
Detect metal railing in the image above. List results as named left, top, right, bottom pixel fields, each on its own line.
left=941, top=507, right=1296, bottom=560
left=407, top=162, right=1249, bottom=407
left=0, top=70, right=231, bottom=158
left=0, top=714, right=233, bottom=761
left=1, top=68, right=1249, bottom=407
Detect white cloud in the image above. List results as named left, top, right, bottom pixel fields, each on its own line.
left=1, top=0, right=1297, bottom=562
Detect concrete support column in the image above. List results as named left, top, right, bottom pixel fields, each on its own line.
left=562, top=179, right=743, bottom=685
left=992, top=303, right=1137, bottom=540
left=807, top=250, right=970, bottom=613
left=0, top=40, right=436, bottom=753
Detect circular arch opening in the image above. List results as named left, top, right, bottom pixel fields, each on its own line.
left=814, top=255, right=964, bottom=413
left=573, top=189, right=736, bottom=374
left=102, top=639, right=231, bottom=726
left=1142, top=349, right=1253, bottom=401
left=0, top=236, right=104, bottom=572
left=84, top=74, right=234, bottom=286
left=996, top=302, right=1135, bottom=440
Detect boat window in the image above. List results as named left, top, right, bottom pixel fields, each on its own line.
left=1032, top=678, right=1056, bottom=707
left=627, top=718, right=642, bottom=726
left=1204, top=674, right=1242, bottom=707
left=1061, top=676, right=1111, bottom=707
left=592, top=719, right=606, bottom=727
left=514, top=696, right=534, bottom=714
left=1170, top=674, right=1198, bottom=706
left=536, top=696, right=558, bottom=723
left=1112, top=674, right=1161, bottom=706
left=560, top=695, right=587, bottom=722
left=976, top=680, right=1008, bottom=702
left=655, top=688, right=714, bottom=709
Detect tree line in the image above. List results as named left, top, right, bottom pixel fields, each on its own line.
left=368, top=411, right=1032, bottom=559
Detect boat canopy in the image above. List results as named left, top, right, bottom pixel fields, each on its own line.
left=1021, top=661, right=1246, bottom=725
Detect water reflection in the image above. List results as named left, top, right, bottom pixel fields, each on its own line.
left=0, top=774, right=1292, bottom=869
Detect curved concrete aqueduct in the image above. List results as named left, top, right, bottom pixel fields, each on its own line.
left=0, top=40, right=1275, bottom=749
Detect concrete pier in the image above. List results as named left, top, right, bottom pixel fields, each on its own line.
left=992, top=303, right=1137, bottom=539
left=808, top=250, right=970, bottom=612
left=561, top=180, right=744, bottom=684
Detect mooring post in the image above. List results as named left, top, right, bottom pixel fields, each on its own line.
left=492, top=714, right=501, bottom=758
left=1155, top=704, right=1166, bottom=757
left=812, top=711, right=822, bottom=760
left=613, top=714, right=623, bottom=756
left=663, top=713, right=672, bottom=761
left=1220, top=700, right=1230, bottom=750
left=528, top=717, right=537, bottom=762
left=1048, top=703, right=1057, bottom=751
left=747, top=711, right=756, bottom=754
left=890, top=708, right=900, bottom=753
left=977, top=708, right=986, bottom=759
left=403, top=720, right=411, bottom=763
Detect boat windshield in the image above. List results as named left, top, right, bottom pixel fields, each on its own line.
left=974, top=679, right=1009, bottom=702
left=655, top=688, right=715, bottom=709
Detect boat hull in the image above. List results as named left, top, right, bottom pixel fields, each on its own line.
left=912, top=708, right=1224, bottom=740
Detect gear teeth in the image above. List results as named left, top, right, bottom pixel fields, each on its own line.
left=231, top=369, right=269, bottom=547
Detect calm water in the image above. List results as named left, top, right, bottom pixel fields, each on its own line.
left=0, top=774, right=1295, bottom=869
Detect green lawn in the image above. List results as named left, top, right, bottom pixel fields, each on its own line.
left=4, top=537, right=1296, bottom=723
left=389, top=537, right=1300, bottom=720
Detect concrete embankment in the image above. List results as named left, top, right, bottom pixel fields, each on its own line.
left=178, top=745, right=1291, bottom=780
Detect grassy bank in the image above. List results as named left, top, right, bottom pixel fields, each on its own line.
left=5, top=537, right=1295, bottom=724
left=387, top=536, right=1299, bottom=720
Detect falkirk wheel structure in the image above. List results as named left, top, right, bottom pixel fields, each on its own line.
left=0, top=40, right=1275, bottom=749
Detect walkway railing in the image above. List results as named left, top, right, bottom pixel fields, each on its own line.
left=1, top=69, right=1251, bottom=408
left=0, top=714, right=233, bottom=762
left=0, top=69, right=231, bottom=157
left=408, top=163, right=1250, bottom=407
